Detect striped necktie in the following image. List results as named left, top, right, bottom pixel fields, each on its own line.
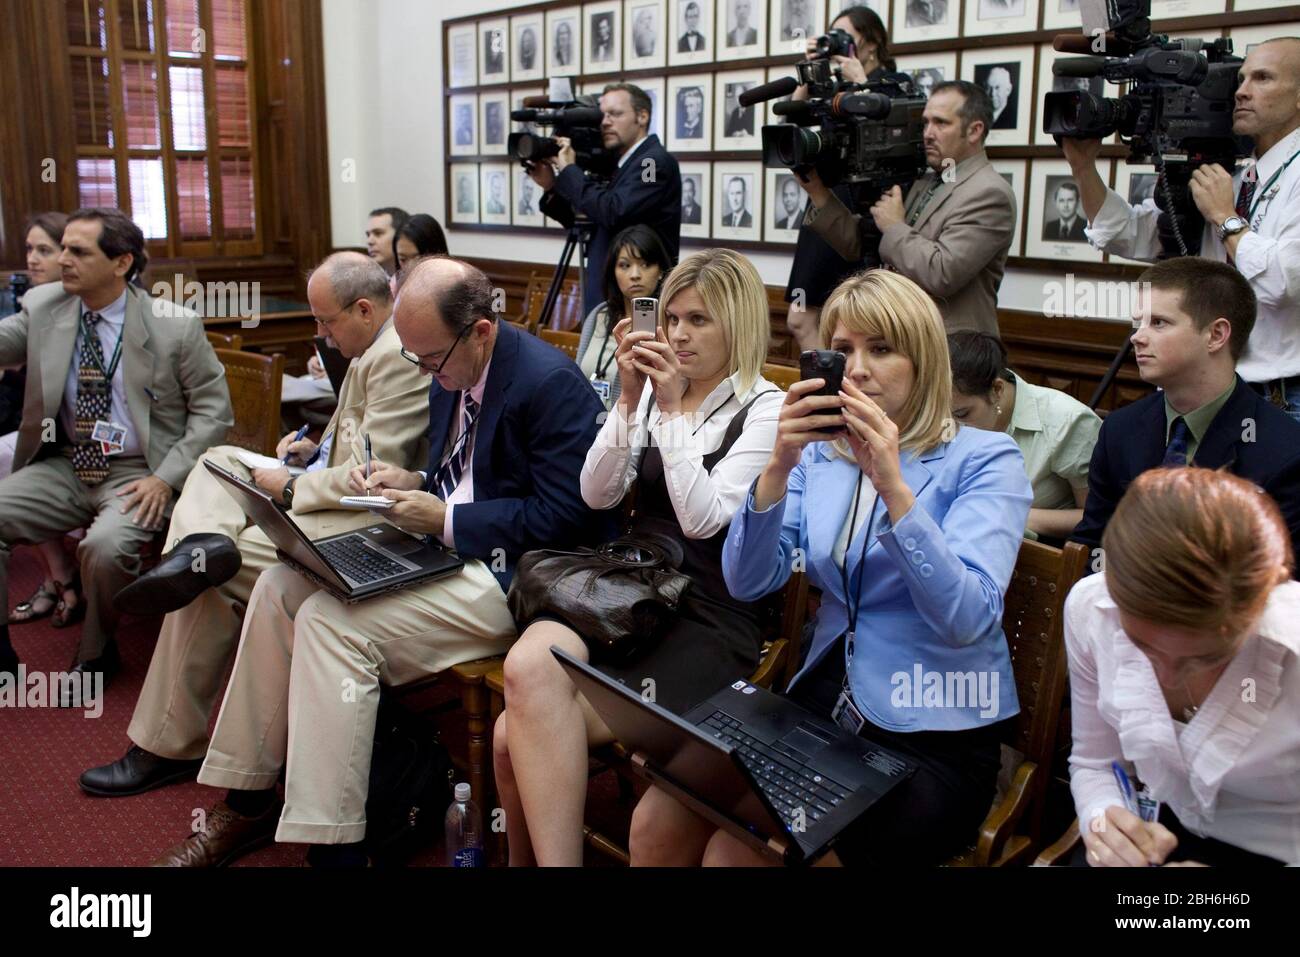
left=72, top=312, right=111, bottom=486
left=434, top=392, right=479, bottom=500
left=1162, top=417, right=1190, bottom=467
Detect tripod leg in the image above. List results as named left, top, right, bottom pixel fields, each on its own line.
left=538, top=232, right=577, bottom=332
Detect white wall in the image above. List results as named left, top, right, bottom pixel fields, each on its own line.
left=321, top=0, right=1124, bottom=319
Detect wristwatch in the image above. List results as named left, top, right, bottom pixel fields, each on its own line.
left=1218, top=215, right=1248, bottom=242
left=282, top=476, right=297, bottom=509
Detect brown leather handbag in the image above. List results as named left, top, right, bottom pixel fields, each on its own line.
left=506, top=531, right=692, bottom=663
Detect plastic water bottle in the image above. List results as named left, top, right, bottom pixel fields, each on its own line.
left=445, top=782, right=483, bottom=867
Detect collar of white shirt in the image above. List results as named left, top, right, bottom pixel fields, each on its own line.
left=1005, top=372, right=1043, bottom=435
left=82, top=288, right=129, bottom=329
left=1250, top=125, right=1300, bottom=190
left=617, top=134, right=650, bottom=169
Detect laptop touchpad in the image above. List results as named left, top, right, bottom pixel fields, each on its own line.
left=781, top=725, right=832, bottom=758
left=382, top=536, right=429, bottom=556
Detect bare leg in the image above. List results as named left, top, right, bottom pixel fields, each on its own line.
left=628, top=784, right=716, bottom=866
left=786, top=302, right=823, bottom=354
left=500, top=621, right=614, bottom=867
left=491, top=711, right=536, bottom=867
left=702, top=828, right=778, bottom=867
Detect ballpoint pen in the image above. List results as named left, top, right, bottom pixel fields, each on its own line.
left=283, top=423, right=309, bottom=465
left=365, top=433, right=373, bottom=481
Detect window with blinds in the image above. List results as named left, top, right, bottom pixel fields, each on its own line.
left=66, top=0, right=258, bottom=256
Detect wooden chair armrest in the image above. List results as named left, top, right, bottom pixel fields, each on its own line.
left=973, top=760, right=1036, bottom=867
left=1033, top=818, right=1081, bottom=867
left=748, top=639, right=787, bottom=690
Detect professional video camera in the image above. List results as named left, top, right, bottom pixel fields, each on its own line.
left=1041, top=0, right=1250, bottom=255
left=508, top=94, right=616, bottom=180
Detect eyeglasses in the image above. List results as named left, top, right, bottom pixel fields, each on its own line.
left=315, top=297, right=361, bottom=327
left=401, top=324, right=472, bottom=375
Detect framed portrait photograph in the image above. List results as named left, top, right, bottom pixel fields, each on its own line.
left=1110, top=161, right=1157, bottom=264
left=713, top=161, right=763, bottom=241
left=639, top=75, right=667, bottom=143
left=584, top=1, right=623, bottom=74
left=894, top=51, right=957, bottom=100
left=1025, top=159, right=1104, bottom=262
left=769, top=0, right=823, bottom=58
left=479, top=163, right=512, bottom=226
left=450, top=163, right=480, bottom=224
left=479, top=92, right=509, bottom=156
left=765, top=167, right=807, bottom=243
left=449, top=93, right=478, bottom=157
left=513, top=167, right=545, bottom=227
left=963, top=46, right=1035, bottom=147
left=1034, top=44, right=1108, bottom=146
left=679, top=161, right=711, bottom=238
left=716, top=0, right=766, bottom=63
left=512, top=13, right=545, bottom=83
left=669, top=0, right=715, bottom=66
left=893, top=0, right=958, bottom=45
left=625, top=0, right=667, bottom=69
left=547, top=7, right=582, bottom=77
left=714, top=69, right=764, bottom=152
left=964, top=0, right=1037, bottom=39
left=764, top=65, right=797, bottom=126
left=478, top=18, right=509, bottom=86
left=447, top=23, right=477, bottom=89
left=1149, top=0, right=1225, bottom=19
left=667, top=73, right=713, bottom=151
left=1041, top=0, right=1084, bottom=30
left=990, top=158, right=1026, bottom=258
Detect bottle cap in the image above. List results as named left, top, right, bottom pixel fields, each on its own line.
left=454, top=782, right=471, bottom=802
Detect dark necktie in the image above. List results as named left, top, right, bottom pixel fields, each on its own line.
left=434, top=393, right=479, bottom=500
left=1235, top=165, right=1258, bottom=219
left=73, top=312, right=112, bottom=486
left=1060, top=222, right=1068, bottom=239
left=1162, top=417, right=1190, bottom=467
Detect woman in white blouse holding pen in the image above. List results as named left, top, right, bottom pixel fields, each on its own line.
left=1066, top=467, right=1300, bottom=867
left=492, top=248, right=785, bottom=866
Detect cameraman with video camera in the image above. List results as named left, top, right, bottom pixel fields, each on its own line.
left=1063, top=38, right=1300, bottom=419
left=526, top=83, right=682, bottom=317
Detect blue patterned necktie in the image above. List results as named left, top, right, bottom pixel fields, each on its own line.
left=1163, top=416, right=1190, bottom=467
left=72, top=312, right=111, bottom=486
left=433, top=393, right=479, bottom=500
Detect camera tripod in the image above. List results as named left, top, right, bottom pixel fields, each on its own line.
left=538, top=214, right=594, bottom=331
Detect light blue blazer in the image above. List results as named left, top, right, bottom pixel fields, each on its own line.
left=723, top=425, right=1032, bottom=732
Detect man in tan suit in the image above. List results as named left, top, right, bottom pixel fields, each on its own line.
left=78, top=252, right=430, bottom=796
left=0, top=209, right=232, bottom=693
left=798, top=80, right=1016, bottom=337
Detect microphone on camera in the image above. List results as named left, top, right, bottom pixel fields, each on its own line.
left=739, top=76, right=799, bottom=108
left=773, top=100, right=814, bottom=122
left=1052, top=56, right=1108, bottom=78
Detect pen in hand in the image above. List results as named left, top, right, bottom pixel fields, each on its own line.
left=365, top=433, right=373, bottom=481
left=283, top=423, right=309, bottom=465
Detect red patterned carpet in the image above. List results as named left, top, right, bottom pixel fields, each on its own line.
left=0, top=545, right=630, bottom=867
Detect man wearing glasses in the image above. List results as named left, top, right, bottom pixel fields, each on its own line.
left=146, top=257, right=614, bottom=867
left=79, top=252, right=432, bottom=799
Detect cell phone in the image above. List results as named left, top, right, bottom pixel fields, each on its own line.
left=631, top=297, right=658, bottom=337
left=798, top=349, right=846, bottom=434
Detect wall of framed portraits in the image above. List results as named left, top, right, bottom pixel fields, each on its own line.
left=322, top=0, right=1298, bottom=323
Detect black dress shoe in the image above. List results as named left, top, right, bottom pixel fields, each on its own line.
left=80, top=745, right=204, bottom=797
left=59, top=643, right=120, bottom=708
left=113, top=533, right=242, bottom=615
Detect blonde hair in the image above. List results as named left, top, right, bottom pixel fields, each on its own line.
left=658, top=248, right=769, bottom=393
left=1103, top=468, right=1293, bottom=641
left=818, top=269, right=952, bottom=454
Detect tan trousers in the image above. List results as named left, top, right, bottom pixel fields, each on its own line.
left=0, top=453, right=157, bottom=661
left=198, top=558, right=516, bottom=844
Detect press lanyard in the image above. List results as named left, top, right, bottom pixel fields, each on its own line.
left=1247, top=147, right=1300, bottom=223
left=906, top=177, right=942, bottom=226
left=837, top=471, right=879, bottom=666
left=80, top=313, right=125, bottom=382
left=591, top=319, right=618, bottom=381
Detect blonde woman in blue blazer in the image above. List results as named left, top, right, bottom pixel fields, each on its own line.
left=628, top=269, right=1033, bottom=866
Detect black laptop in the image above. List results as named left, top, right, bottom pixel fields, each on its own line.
left=553, top=648, right=916, bottom=865
left=206, top=460, right=463, bottom=602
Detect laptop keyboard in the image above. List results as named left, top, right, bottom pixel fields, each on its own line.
left=701, top=711, right=852, bottom=826
left=316, top=537, right=409, bottom=584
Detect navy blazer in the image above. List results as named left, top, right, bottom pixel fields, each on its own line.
left=423, top=322, right=616, bottom=589
left=1072, top=376, right=1300, bottom=566
left=540, top=135, right=682, bottom=315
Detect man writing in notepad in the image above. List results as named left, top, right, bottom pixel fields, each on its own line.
left=77, top=252, right=431, bottom=799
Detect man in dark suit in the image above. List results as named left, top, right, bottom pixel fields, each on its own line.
left=681, top=176, right=703, bottom=224
left=149, top=258, right=616, bottom=867
left=530, top=83, right=682, bottom=316
left=723, top=176, right=752, bottom=228
left=1072, top=257, right=1300, bottom=563
left=677, top=1, right=706, bottom=51
left=723, top=92, right=754, bottom=138
left=1044, top=181, right=1088, bottom=242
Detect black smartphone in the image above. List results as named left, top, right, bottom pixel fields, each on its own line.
left=798, top=349, right=846, bottom=434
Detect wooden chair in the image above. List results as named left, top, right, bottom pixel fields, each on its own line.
left=1033, top=819, right=1082, bottom=866
left=519, top=270, right=582, bottom=334
left=762, top=362, right=800, bottom=391
left=206, top=330, right=244, bottom=351
left=215, top=348, right=284, bottom=456
left=944, top=539, right=1090, bottom=866
left=539, top=328, right=581, bottom=360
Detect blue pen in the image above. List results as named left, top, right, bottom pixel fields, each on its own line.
left=283, top=423, right=309, bottom=464
left=1111, top=761, right=1139, bottom=815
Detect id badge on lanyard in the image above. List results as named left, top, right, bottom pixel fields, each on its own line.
left=590, top=375, right=611, bottom=403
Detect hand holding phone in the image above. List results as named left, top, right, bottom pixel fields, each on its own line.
left=798, top=350, right=847, bottom=434
left=631, top=297, right=658, bottom=337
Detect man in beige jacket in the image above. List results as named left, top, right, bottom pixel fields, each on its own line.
left=79, top=251, right=430, bottom=796
left=798, top=80, right=1016, bottom=337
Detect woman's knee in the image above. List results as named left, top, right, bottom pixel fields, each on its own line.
left=502, top=622, right=583, bottom=707
left=629, top=786, right=702, bottom=864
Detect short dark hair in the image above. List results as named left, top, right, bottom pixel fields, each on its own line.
left=947, top=331, right=1013, bottom=397
left=1138, top=257, right=1256, bottom=361
left=930, top=80, right=992, bottom=142
left=393, top=213, right=449, bottom=266
left=602, top=224, right=673, bottom=323
left=24, top=211, right=69, bottom=246
left=1056, top=180, right=1080, bottom=198
left=437, top=263, right=497, bottom=334
left=602, top=82, right=652, bottom=123
left=369, top=207, right=410, bottom=234
left=66, top=208, right=148, bottom=283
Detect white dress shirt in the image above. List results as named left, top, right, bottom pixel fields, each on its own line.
left=616, top=135, right=650, bottom=170
left=62, top=289, right=142, bottom=457
left=581, top=373, right=783, bottom=539
left=437, top=356, right=492, bottom=548
left=1085, top=126, right=1300, bottom=383
left=1063, top=573, right=1300, bottom=864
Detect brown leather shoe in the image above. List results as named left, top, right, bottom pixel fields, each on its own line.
left=151, top=800, right=282, bottom=867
